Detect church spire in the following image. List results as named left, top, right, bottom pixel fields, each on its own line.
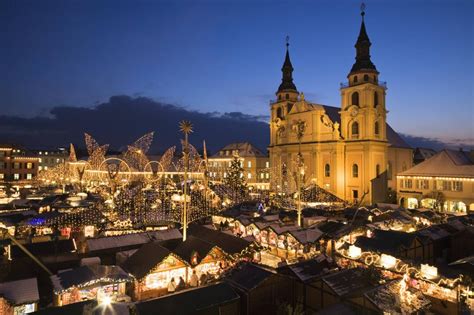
left=349, top=3, right=377, bottom=75
left=277, top=36, right=297, bottom=93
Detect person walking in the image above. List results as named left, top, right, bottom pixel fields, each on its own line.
left=167, top=277, right=176, bottom=293
left=190, top=270, right=199, bottom=287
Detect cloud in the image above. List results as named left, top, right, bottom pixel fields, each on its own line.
left=0, top=95, right=270, bottom=154
left=400, top=133, right=474, bottom=151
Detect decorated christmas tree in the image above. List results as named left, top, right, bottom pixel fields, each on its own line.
left=223, top=155, right=248, bottom=203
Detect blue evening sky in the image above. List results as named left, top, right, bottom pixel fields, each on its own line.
left=1, top=0, right=473, bottom=143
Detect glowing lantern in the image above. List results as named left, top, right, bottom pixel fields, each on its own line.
left=380, top=254, right=396, bottom=269
left=421, top=264, right=438, bottom=280
left=348, top=245, right=362, bottom=258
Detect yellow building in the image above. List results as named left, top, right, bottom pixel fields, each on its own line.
left=397, top=149, right=474, bottom=213
left=268, top=10, right=412, bottom=205
left=208, top=142, right=270, bottom=190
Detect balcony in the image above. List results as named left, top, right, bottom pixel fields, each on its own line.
left=340, top=80, right=387, bottom=89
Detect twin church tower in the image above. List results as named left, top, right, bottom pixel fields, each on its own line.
left=268, top=8, right=412, bottom=205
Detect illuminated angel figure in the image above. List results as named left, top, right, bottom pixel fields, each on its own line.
left=84, top=133, right=109, bottom=169
left=122, top=132, right=154, bottom=171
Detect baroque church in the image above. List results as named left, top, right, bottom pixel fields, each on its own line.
left=268, top=9, right=413, bottom=205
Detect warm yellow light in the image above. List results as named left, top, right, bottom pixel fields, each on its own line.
left=348, top=245, right=361, bottom=258
left=381, top=254, right=396, bottom=269
left=421, top=264, right=438, bottom=280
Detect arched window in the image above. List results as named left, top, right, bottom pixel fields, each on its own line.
left=387, top=161, right=392, bottom=180
left=374, top=91, right=379, bottom=106
left=351, top=92, right=359, bottom=106
left=276, top=107, right=282, bottom=119
left=376, top=164, right=380, bottom=177
left=352, top=164, right=359, bottom=178
left=324, top=164, right=330, bottom=177
left=364, top=74, right=369, bottom=82
left=351, top=121, right=359, bottom=138
left=285, top=93, right=289, bottom=100
left=354, top=76, right=358, bottom=83
left=374, top=121, right=380, bottom=135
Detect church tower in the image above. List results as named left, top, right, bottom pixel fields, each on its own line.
left=340, top=5, right=389, bottom=204
left=270, top=40, right=299, bottom=146
left=340, top=6, right=387, bottom=142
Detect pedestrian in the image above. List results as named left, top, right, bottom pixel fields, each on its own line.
left=190, top=270, right=199, bottom=287
left=167, top=277, right=176, bottom=293
left=177, top=276, right=185, bottom=290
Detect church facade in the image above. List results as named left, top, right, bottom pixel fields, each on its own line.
left=268, top=10, right=413, bottom=205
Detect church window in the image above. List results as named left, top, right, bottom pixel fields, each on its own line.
left=352, top=164, right=359, bottom=178
left=387, top=162, right=392, bottom=180
left=278, top=95, right=282, bottom=100
left=364, top=74, right=369, bottom=81
left=376, top=164, right=380, bottom=177
left=351, top=121, right=359, bottom=138
left=276, top=107, right=283, bottom=119
left=374, top=121, right=380, bottom=135
left=287, top=103, right=293, bottom=113
left=374, top=91, right=379, bottom=106
left=324, top=164, right=330, bottom=177
left=351, top=92, right=359, bottom=106
left=354, top=76, right=358, bottom=83
left=285, top=93, right=289, bottom=100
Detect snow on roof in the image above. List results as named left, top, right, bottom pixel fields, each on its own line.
left=0, top=278, right=39, bottom=305
left=86, top=229, right=182, bottom=252
left=399, top=149, right=474, bottom=178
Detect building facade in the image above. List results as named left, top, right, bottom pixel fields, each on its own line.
left=31, top=147, right=68, bottom=172
left=0, top=145, right=39, bottom=188
left=268, top=10, right=412, bottom=205
left=397, top=149, right=474, bottom=213
left=208, top=142, right=270, bottom=190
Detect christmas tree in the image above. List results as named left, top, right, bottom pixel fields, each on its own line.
left=223, top=155, right=248, bottom=203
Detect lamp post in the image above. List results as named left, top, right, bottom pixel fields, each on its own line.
left=179, top=120, right=193, bottom=241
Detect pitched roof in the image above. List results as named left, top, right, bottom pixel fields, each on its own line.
left=86, top=229, right=181, bottom=252
left=212, top=142, right=266, bottom=158
left=188, top=224, right=252, bottom=255
left=0, top=278, right=39, bottom=305
left=134, top=282, right=239, bottom=314
left=226, top=263, right=275, bottom=291
left=121, top=241, right=174, bottom=279
left=11, top=239, right=76, bottom=259
left=322, top=268, right=375, bottom=298
left=280, top=255, right=331, bottom=283
left=160, top=236, right=215, bottom=265
left=355, top=229, right=429, bottom=254
left=399, top=149, right=474, bottom=178
left=51, top=265, right=131, bottom=292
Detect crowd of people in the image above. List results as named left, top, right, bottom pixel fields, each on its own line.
left=167, top=270, right=217, bottom=293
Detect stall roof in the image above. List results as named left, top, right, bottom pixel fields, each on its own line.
left=11, top=239, right=76, bottom=258
left=322, top=268, right=375, bottom=298
left=316, top=221, right=352, bottom=239
left=160, top=236, right=215, bottom=265
left=122, top=241, right=173, bottom=279
left=0, top=277, right=39, bottom=305
left=288, top=228, right=323, bottom=244
left=355, top=229, right=429, bottom=254
left=225, top=263, right=275, bottom=292
left=135, top=282, right=239, bottom=314
left=51, top=265, right=130, bottom=292
left=279, top=255, right=332, bottom=283
left=188, top=224, right=252, bottom=255
left=86, top=229, right=181, bottom=252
